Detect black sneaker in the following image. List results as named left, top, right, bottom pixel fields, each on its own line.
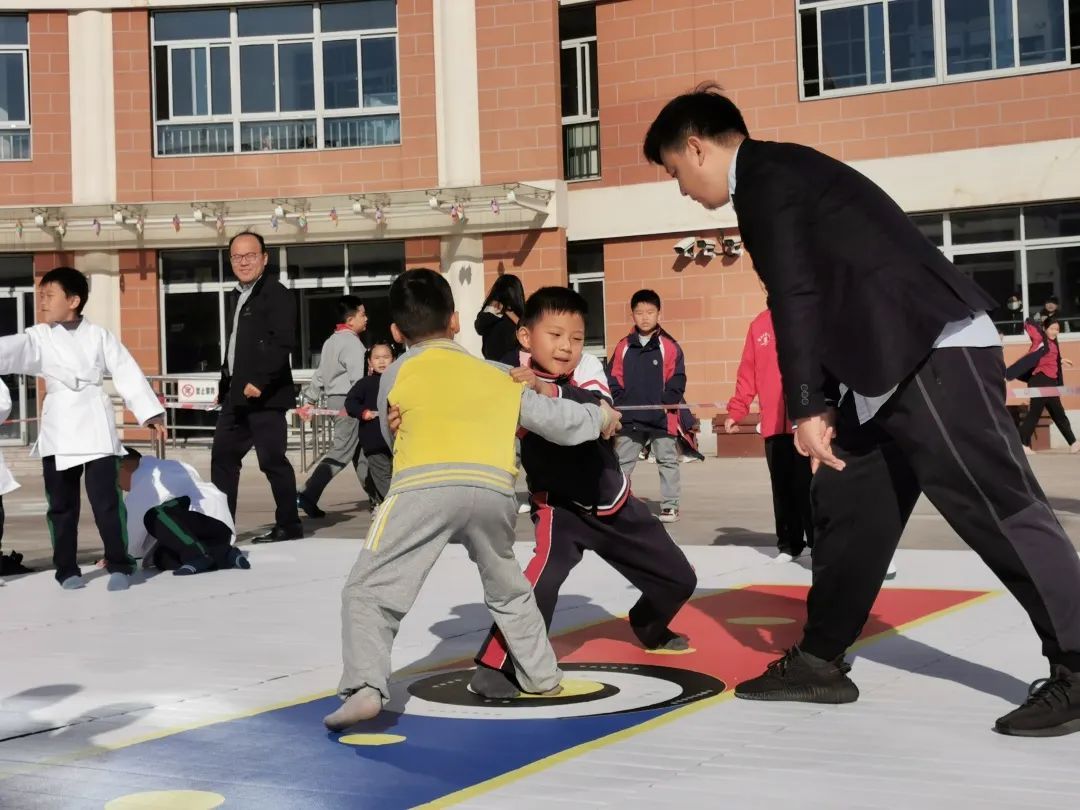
left=994, top=665, right=1080, bottom=737
left=297, top=494, right=325, bottom=519
left=735, top=646, right=860, bottom=704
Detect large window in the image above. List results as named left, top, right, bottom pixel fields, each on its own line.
left=568, top=241, right=606, bottom=351
left=160, top=240, right=404, bottom=375
left=152, top=1, right=400, bottom=156
left=560, top=4, right=600, bottom=181
left=0, top=15, right=29, bottom=161
left=911, top=200, right=1080, bottom=336
left=799, top=1, right=1080, bottom=98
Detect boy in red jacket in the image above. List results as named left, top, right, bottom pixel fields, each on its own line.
left=724, top=309, right=813, bottom=562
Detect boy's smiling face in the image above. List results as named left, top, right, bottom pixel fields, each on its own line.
left=518, top=310, right=586, bottom=377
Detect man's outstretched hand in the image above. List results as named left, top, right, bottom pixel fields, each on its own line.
left=794, top=409, right=845, bottom=473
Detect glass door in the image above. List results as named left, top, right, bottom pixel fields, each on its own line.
left=0, top=292, right=35, bottom=446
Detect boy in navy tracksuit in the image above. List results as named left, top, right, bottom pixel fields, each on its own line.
left=344, top=341, right=397, bottom=510
left=608, top=289, right=698, bottom=523
left=471, top=287, right=697, bottom=698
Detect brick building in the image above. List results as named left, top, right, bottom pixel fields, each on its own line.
left=2, top=0, right=1080, bottom=449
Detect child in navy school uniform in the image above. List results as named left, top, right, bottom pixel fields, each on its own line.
left=471, top=287, right=698, bottom=698
left=344, top=341, right=397, bottom=512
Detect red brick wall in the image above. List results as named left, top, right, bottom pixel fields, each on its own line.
left=483, top=229, right=567, bottom=294
left=596, top=0, right=1080, bottom=186
left=405, top=237, right=441, bottom=270
left=602, top=230, right=764, bottom=409
left=114, top=1, right=438, bottom=202
left=0, top=13, right=72, bottom=206
left=476, top=0, right=562, bottom=183
left=118, top=249, right=160, bottom=375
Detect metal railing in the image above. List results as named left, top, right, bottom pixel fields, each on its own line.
left=324, top=114, right=401, bottom=148
left=157, top=122, right=234, bottom=155
left=563, top=119, right=600, bottom=181
left=240, top=119, right=317, bottom=152
left=0, top=129, right=31, bottom=161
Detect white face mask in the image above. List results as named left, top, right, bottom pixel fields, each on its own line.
left=1007, top=300, right=1022, bottom=311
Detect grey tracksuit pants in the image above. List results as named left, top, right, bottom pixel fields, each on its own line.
left=338, top=485, right=562, bottom=700
left=301, top=394, right=366, bottom=503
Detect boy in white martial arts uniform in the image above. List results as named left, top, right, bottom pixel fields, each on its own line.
left=119, top=447, right=247, bottom=576
left=0, top=267, right=165, bottom=591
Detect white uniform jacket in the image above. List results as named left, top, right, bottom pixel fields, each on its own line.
left=0, top=319, right=164, bottom=471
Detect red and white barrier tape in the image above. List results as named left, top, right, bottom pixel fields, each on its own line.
left=1009, top=385, right=1080, bottom=399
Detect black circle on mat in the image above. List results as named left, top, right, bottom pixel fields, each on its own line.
left=406, top=663, right=726, bottom=716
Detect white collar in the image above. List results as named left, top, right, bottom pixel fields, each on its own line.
left=727, top=140, right=743, bottom=201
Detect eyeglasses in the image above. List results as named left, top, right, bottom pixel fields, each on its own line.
left=230, top=252, right=262, bottom=264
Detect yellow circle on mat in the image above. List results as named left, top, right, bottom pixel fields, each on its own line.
left=646, top=647, right=697, bottom=655
left=515, top=678, right=605, bottom=699
left=727, top=616, right=797, bottom=626
left=338, top=733, right=407, bottom=746
left=105, top=791, right=225, bottom=810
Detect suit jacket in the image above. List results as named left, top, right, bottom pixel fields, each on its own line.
left=219, top=273, right=297, bottom=410
left=731, top=138, right=996, bottom=420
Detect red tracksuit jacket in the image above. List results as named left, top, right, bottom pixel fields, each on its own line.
left=725, top=310, right=792, bottom=439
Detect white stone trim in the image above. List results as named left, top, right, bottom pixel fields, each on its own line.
left=68, top=9, right=117, bottom=205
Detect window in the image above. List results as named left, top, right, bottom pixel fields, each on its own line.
left=0, top=14, right=29, bottom=161
left=160, top=240, right=403, bottom=375
left=151, top=2, right=400, bottom=156
left=560, top=4, right=600, bottom=181
left=798, top=1, right=1079, bottom=99
left=568, top=241, right=606, bottom=350
left=912, top=200, right=1080, bottom=335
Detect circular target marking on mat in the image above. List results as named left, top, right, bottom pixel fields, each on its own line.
left=398, top=663, right=725, bottom=720
left=513, top=678, right=605, bottom=699
left=726, top=616, right=796, bottom=626
left=339, top=733, right=407, bottom=746
left=105, top=791, right=225, bottom=810
left=645, top=647, right=698, bottom=655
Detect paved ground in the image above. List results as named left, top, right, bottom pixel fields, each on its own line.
left=2, top=446, right=1080, bottom=808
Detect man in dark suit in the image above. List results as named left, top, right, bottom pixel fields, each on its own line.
left=644, top=85, right=1080, bottom=737
left=211, top=230, right=303, bottom=543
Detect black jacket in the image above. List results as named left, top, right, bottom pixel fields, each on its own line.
left=474, top=310, right=521, bottom=362
left=219, top=273, right=297, bottom=410
left=732, top=138, right=997, bottom=420
left=344, top=374, right=390, bottom=455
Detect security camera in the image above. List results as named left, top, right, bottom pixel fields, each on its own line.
left=697, top=238, right=717, bottom=257
left=722, top=238, right=743, bottom=257
left=674, top=236, right=697, bottom=256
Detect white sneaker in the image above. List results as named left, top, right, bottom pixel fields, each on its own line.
left=773, top=552, right=796, bottom=564
left=518, top=502, right=531, bottom=514
left=1023, top=445, right=1036, bottom=456
left=885, top=559, right=898, bottom=580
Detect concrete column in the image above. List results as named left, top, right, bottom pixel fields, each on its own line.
left=432, top=0, right=484, bottom=355
left=68, top=10, right=117, bottom=205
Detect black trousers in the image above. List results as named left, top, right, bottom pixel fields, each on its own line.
left=476, top=494, right=697, bottom=673
left=1019, top=373, right=1077, bottom=446
left=42, top=455, right=134, bottom=583
left=145, top=497, right=234, bottom=570
left=0, top=494, right=4, bottom=547
left=764, top=434, right=814, bottom=555
left=803, top=347, right=1080, bottom=670
left=211, top=404, right=300, bottom=531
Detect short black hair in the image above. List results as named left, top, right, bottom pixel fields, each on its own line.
left=336, top=295, right=365, bottom=322
left=122, top=446, right=142, bottom=462
left=631, top=289, right=662, bottom=310
left=643, top=82, right=749, bottom=165
left=1046, top=295, right=1060, bottom=305
left=521, top=286, right=588, bottom=329
left=389, top=268, right=454, bottom=341
left=365, top=339, right=398, bottom=368
left=40, top=266, right=89, bottom=314
left=228, top=229, right=266, bottom=254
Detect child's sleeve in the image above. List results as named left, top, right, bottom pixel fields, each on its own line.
left=518, top=387, right=603, bottom=446
left=725, top=325, right=758, bottom=422
left=376, top=358, right=405, bottom=450
left=101, top=329, right=166, bottom=425
left=0, top=333, right=43, bottom=378
left=606, top=340, right=627, bottom=404
left=661, top=339, right=687, bottom=405
left=344, top=378, right=367, bottom=419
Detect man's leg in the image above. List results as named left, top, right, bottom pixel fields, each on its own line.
left=249, top=409, right=302, bottom=532
left=83, top=456, right=136, bottom=577
left=587, top=496, right=698, bottom=649
left=43, top=456, right=83, bottom=584
left=210, top=404, right=254, bottom=519
left=475, top=497, right=583, bottom=690
left=615, top=434, right=644, bottom=481
left=457, top=489, right=562, bottom=695
left=765, top=434, right=804, bottom=555
left=650, top=435, right=681, bottom=513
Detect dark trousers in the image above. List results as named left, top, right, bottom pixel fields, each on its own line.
left=363, top=451, right=392, bottom=506
left=42, top=455, right=134, bottom=583
left=764, top=434, right=814, bottom=555
left=145, top=497, right=234, bottom=570
left=211, top=404, right=300, bottom=531
left=1019, top=373, right=1076, bottom=446
left=803, top=347, right=1080, bottom=670
left=0, top=494, right=4, bottom=548
left=476, top=494, right=697, bottom=673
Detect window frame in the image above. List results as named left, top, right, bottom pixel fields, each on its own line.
left=797, top=0, right=1077, bottom=101
left=150, top=3, right=402, bottom=157
left=0, top=14, right=31, bottom=162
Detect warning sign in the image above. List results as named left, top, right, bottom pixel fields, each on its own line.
left=177, top=379, right=218, bottom=404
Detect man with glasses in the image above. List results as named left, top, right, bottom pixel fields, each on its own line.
left=211, top=231, right=304, bottom=543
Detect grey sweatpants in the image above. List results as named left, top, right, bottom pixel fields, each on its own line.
left=616, top=434, right=680, bottom=509
left=300, top=394, right=366, bottom=504
left=338, top=485, right=562, bottom=700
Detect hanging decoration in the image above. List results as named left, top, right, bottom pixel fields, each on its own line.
left=14, top=220, right=23, bottom=238
left=329, top=207, right=339, bottom=226
left=374, top=205, right=384, bottom=225
left=172, top=214, right=181, bottom=232
left=216, top=213, right=226, bottom=235
left=270, top=213, right=279, bottom=231
left=490, top=198, right=500, bottom=215
left=92, top=218, right=101, bottom=236
left=135, top=215, right=145, bottom=235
